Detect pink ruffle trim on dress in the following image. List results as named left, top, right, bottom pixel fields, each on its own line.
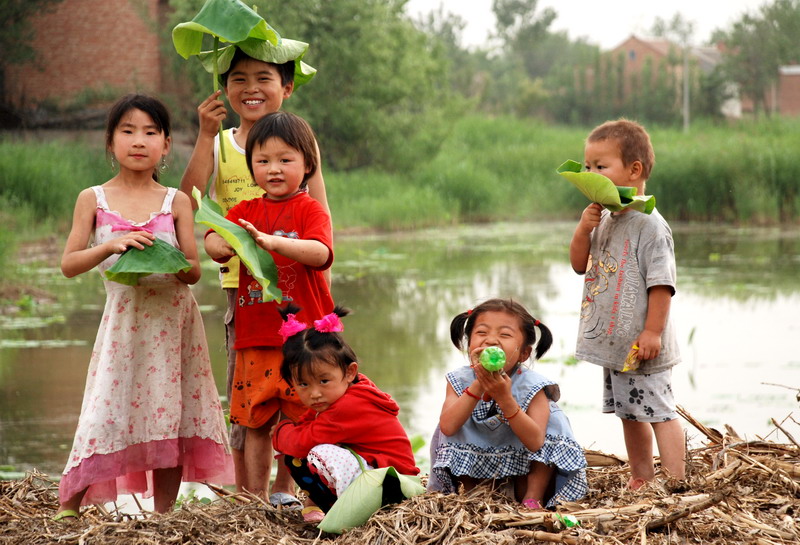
left=59, top=436, right=234, bottom=506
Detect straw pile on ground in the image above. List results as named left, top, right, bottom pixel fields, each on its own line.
left=2, top=407, right=798, bottom=545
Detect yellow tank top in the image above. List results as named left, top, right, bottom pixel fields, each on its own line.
left=211, top=128, right=265, bottom=288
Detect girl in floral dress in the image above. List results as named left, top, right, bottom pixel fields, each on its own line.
left=55, top=94, right=232, bottom=520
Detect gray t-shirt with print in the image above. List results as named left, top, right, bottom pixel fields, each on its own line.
left=575, top=208, right=680, bottom=373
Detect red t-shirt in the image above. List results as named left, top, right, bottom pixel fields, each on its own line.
left=273, top=374, right=419, bottom=475
left=222, top=192, right=334, bottom=349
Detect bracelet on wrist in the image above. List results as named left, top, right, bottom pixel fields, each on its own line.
left=464, top=387, right=480, bottom=400
left=505, top=406, right=522, bottom=421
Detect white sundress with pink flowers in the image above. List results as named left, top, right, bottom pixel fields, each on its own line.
left=59, top=186, right=233, bottom=506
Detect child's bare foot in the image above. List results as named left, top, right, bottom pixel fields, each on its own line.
left=521, top=498, right=544, bottom=510
left=627, top=477, right=648, bottom=490
left=301, top=499, right=325, bottom=523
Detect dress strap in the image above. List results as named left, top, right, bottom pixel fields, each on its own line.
left=160, top=187, right=177, bottom=214
left=91, top=186, right=109, bottom=210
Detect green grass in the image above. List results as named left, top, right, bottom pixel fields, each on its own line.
left=3, top=116, right=799, bottom=245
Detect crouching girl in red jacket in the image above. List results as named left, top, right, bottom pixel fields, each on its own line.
left=272, top=305, right=419, bottom=522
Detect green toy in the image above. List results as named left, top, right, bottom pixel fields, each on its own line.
left=479, top=346, right=506, bottom=372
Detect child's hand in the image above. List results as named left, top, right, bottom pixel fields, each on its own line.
left=470, top=347, right=512, bottom=403
left=239, top=219, right=275, bottom=251
left=634, top=329, right=662, bottom=361
left=197, top=90, right=227, bottom=138
left=107, top=231, right=155, bottom=254
left=577, top=203, right=603, bottom=234
left=204, top=233, right=235, bottom=259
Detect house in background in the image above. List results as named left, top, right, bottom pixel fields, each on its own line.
left=610, top=34, right=800, bottom=119
left=2, top=0, right=174, bottom=124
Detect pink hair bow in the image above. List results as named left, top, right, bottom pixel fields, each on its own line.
left=278, top=314, right=307, bottom=342
left=314, top=313, right=343, bottom=333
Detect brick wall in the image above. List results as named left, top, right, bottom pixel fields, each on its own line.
left=4, top=0, right=164, bottom=109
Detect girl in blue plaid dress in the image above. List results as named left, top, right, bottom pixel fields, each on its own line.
left=432, top=299, right=588, bottom=509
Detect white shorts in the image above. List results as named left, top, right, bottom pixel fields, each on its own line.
left=602, top=367, right=677, bottom=422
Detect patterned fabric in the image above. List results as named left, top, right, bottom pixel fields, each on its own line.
left=59, top=186, right=233, bottom=506
left=603, top=367, right=677, bottom=422
left=210, top=128, right=264, bottom=288
left=229, top=347, right=306, bottom=428
left=308, top=444, right=371, bottom=497
left=285, top=445, right=371, bottom=512
left=432, top=366, right=588, bottom=507
left=222, top=192, right=334, bottom=349
left=576, top=208, right=680, bottom=373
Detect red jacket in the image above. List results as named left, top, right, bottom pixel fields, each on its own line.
left=273, top=374, right=419, bottom=475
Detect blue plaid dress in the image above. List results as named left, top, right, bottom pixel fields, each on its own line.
left=432, top=366, right=588, bottom=507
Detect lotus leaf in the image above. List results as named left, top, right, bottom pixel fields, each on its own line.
left=172, top=0, right=278, bottom=60
left=172, top=0, right=280, bottom=162
left=105, top=238, right=192, bottom=286
left=557, top=159, right=656, bottom=214
left=192, top=187, right=281, bottom=302
left=197, top=38, right=316, bottom=88
left=317, top=464, right=425, bottom=534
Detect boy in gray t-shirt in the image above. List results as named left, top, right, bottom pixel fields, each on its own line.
left=569, top=119, right=684, bottom=490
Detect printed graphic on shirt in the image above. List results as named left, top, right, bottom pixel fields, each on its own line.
left=581, top=238, right=639, bottom=340
left=238, top=229, right=301, bottom=306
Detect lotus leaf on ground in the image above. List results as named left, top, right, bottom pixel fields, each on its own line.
left=557, top=160, right=656, bottom=214
left=318, top=456, right=425, bottom=534
left=104, top=238, right=191, bottom=286
left=192, top=187, right=281, bottom=302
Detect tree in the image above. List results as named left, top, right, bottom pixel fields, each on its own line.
left=718, top=0, right=800, bottom=117
left=651, top=13, right=695, bottom=131
left=166, top=0, right=460, bottom=171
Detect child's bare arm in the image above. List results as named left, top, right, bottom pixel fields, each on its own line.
left=510, top=389, right=550, bottom=453
left=180, top=91, right=227, bottom=208
left=204, top=232, right=235, bottom=261
left=439, top=383, right=479, bottom=436
left=636, top=285, right=672, bottom=360
left=569, top=203, right=602, bottom=273
left=61, top=189, right=155, bottom=278
left=306, top=138, right=330, bottom=218
left=172, top=190, right=202, bottom=285
left=238, top=219, right=330, bottom=268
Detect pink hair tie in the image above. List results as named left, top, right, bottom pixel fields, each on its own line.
left=314, top=313, right=344, bottom=333
left=278, top=314, right=308, bottom=342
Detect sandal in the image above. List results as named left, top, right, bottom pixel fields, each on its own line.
left=53, top=509, right=80, bottom=522
left=269, top=491, right=302, bottom=510
left=301, top=505, right=325, bottom=523
left=521, top=498, right=543, bottom=510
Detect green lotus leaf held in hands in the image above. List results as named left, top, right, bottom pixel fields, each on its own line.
left=557, top=159, right=656, bottom=214
left=192, top=187, right=281, bottom=302
left=105, top=238, right=192, bottom=286
left=172, top=0, right=279, bottom=60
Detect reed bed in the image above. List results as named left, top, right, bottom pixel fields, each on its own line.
left=2, top=406, right=797, bottom=545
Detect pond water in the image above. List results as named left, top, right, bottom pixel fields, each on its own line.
left=2, top=221, right=799, bottom=478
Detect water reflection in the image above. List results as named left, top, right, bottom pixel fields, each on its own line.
left=2, top=222, right=799, bottom=476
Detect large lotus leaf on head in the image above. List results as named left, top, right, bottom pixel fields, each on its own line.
left=198, top=38, right=317, bottom=87
left=172, top=0, right=279, bottom=60
left=317, top=466, right=425, bottom=534
left=557, top=160, right=656, bottom=214
left=105, top=238, right=192, bottom=286
left=192, top=187, right=281, bottom=302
